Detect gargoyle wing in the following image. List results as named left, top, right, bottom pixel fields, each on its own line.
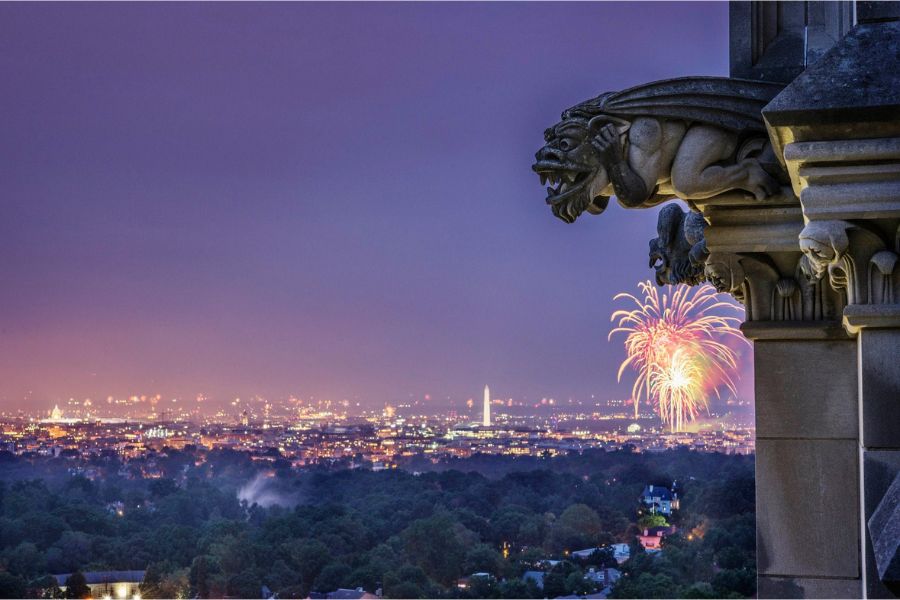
left=595, top=77, right=784, bottom=133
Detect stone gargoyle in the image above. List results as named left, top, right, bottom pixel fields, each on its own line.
left=532, top=77, right=787, bottom=224
left=649, top=204, right=708, bottom=286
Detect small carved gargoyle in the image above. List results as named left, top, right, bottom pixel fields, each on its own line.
left=649, top=204, right=708, bottom=286
left=532, top=77, right=787, bottom=224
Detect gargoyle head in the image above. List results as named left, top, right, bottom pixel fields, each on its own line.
left=704, top=253, right=745, bottom=298
left=532, top=94, right=627, bottom=223
left=798, top=221, right=849, bottom=280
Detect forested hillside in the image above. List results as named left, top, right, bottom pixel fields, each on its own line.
left=0, top=448, right=755, bottom=598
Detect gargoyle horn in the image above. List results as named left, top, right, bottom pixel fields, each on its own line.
left=587, top=114, right=631, bottom=136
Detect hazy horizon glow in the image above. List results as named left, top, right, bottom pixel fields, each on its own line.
left=0, top=2, right=752, bottom=411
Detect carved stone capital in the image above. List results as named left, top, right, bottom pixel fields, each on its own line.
left=705, top=251, right=842, bottom=323
left=799, top=220, right=892, bottom=307
left=704, top=252, right=781, bottom=321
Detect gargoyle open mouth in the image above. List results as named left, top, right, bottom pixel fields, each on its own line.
left=531, top=161, right=595, bottom=223
left=533, top=161, right=592, bottom=202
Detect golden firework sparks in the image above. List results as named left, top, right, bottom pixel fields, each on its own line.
left=609, top=281, right=747, bottom=431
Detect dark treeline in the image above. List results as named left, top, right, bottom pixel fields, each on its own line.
left=0, top=448, right=755, bottom=599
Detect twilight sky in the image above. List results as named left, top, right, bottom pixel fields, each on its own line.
left=0, top=2, right=751, bottom=411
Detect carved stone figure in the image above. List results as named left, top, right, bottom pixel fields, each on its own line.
left=798, top=220, right=849, bottom=281
left=704, top=252, right=783, bottom=321
left=532, top=77, right=786, bottom=224
left=799, top=219, right=889, bottom=306
left=704, top=253, right=746, bottom=299
left=649, top=204, right=708, bottom=285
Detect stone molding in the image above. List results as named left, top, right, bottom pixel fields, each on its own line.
left=843, top=304, right=900, bottom=335
left=783, top=137, right=900, bottom=219
left=740, top=320, right=852, bottom=341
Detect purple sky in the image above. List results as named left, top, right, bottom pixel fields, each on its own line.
left=0, top=2, right=751, bottom=411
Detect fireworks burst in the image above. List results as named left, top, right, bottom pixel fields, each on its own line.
left=609, top=281, right=747, bottom=431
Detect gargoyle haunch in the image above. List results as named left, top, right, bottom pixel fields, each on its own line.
left=532, top=76, right=786, bottom=225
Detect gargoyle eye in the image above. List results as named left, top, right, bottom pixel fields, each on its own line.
left=559, top=139, right=572, bottom=151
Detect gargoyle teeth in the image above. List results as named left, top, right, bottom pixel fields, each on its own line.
left=565, top=172, right=576, bottom=183
left=540, top=174, right=548, bottom=186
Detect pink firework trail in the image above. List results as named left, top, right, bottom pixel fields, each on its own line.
left=609, top=281, right=748, bottom=431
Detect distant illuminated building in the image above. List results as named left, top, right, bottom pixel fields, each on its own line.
left=42, top=404, right=79, bottom=425
left=144, top=426, right=171, bottom=439
left=627, top=423, right=642, bottom=433
left=54, top=571, right=144, bottom=600
left=483, top=385, right=491, bottom=427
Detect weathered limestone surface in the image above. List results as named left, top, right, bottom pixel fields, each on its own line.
left=857, top=1, right=900, bottom=23
left=758, top=576, right=866, bottom=599
left=764, top=21, right=900, bottom=138
left=752, top=338, right=857, bottom=439
left=857, top=328, right=900, bottom=449
left=749, top=324, right=861, bottom=594
left=729, top=1, right=854, bottom=84
left=756, top=439, right=860, bottom=578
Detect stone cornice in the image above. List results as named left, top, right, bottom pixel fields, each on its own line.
left=783, top=137, right=900, bottom=220
left=763, top=21, right=900, bottom=154
left=843, top=304, right=900, bottom=334
left=740, top=320, right=852, bottom=341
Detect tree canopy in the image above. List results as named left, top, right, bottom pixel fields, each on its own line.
left=0, top=448, right=756, bottom=599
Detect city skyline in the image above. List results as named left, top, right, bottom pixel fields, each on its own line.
left=0, top=2, right=751, bottom=411
left=10, top=382, right=754, bottom=428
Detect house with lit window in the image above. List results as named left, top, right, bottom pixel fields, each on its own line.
left=639, top=484, right=679, bottom=515
left=54, top=570, right=144, bottom=600
left=610, top=543, right=630, bottom=564
left=638, top=525, right=677, bottom=552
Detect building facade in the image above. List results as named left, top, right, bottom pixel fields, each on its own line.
left=54, top=571, right=144, bottom=600
left=535, top=2, right=900, bottom=597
